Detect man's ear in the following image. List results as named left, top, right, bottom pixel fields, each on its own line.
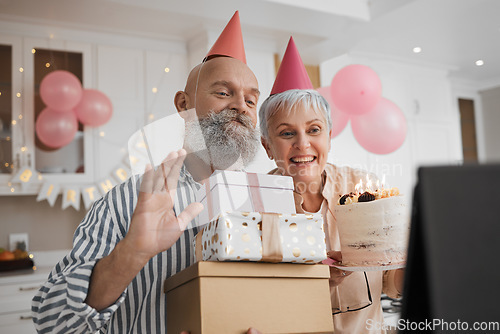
left=174, top=91, right=189, bottom=114
left=261, top=137, right=273, bottom=160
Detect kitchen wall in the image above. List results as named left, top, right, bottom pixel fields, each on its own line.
left=479, top=86, right=500, bottom=162
left=0, top=196, right=83, bottom=251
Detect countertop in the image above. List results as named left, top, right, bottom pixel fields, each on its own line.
left=0, top=250, right=69, bottom=285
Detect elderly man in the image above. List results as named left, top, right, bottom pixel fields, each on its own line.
left=32, top=12, right=261, bottom=334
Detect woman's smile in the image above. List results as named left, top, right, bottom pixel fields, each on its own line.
left=289, top=155, right=317, bottom=166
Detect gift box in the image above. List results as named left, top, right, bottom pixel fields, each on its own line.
left=194, top=211, right=327, bottom=264
left=164, top=261, right=334, bottom=334
left=195, top=170, right=296, bottom=225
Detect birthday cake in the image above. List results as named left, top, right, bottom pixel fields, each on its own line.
left=334, top=184, right=410, bottom=267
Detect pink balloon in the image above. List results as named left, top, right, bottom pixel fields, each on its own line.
left=74, top=89, right=113, bottom=127
left=40, top=70, right=83, bottom=112
left=316, top=86, right=349, bottom=138
left=351, top=98, right=407, bottom=154
left=330, top=64, right=382, bottom=116
left=35, top=107, right=78, bottom=148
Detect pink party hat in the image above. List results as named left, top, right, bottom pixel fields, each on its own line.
left=205, top=11, right=247, bottom=64
left=270, top=37, right=313, bottom=95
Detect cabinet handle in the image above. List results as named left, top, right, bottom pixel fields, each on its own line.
left=19, top=315, right=32, bottom=320
left=19, top=285, right=41, bottom=291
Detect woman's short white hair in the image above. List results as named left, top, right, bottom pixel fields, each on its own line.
left=259, top=89, right=332, bottom=141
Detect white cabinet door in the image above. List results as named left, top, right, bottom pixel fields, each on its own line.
left=95, top=45, right=145, bottom=181
left=408, top=72, right=454, bottom=123
left=413, top=121, right=463, bottom=167
left=145, top=50, right=188, bottom=119
left=0, top=313, right=36, bottom=334
left=94, top=47, right=190, bottom=181
left=0, top=279, right=43, bottom=334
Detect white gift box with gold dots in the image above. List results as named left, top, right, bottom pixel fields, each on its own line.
left=194, top=170, right=296, bottom=225
left=194, top=211, right=328, bottom=264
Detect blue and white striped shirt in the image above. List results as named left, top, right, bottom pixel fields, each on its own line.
left=32, top=166, right=201, bottom=333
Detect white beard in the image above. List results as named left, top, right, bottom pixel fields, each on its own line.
left=184, top=109, right=260, bottom=171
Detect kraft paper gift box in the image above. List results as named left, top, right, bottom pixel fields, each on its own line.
left=195, top=170, right=296, bottom=225
left=194, top=211, right=328, bottom=264
left=164, top=261, right=334, bottom=334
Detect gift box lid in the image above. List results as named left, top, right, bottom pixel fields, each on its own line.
left=207, top=170, right=294, bottom=191
left=164, top=261, right=330, bottom=293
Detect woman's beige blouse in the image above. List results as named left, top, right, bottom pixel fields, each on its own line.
left=270, top=163, right=402, bottom=333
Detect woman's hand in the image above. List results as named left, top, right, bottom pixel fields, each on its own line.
left=327, top=251, right=352, bottom=287
left=394, top=268, right=405, bottom=293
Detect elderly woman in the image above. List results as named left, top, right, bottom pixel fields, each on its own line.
left=259, top=88, right=404, bottom=333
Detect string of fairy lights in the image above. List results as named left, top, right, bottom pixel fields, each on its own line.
left=1, top=34, right=175, bottom=202
left=1, top=52, right=29, bottom=192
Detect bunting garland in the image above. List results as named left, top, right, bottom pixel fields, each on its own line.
left=11, top=166, right=39, bottom=190
left=10, top=157, right=134, bottom=210
left=62, top=186, right=81, bottom=211
left=36, top=182, right=61, bottom=207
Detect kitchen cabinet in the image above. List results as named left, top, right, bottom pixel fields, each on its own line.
left=407, top=70, right=454, bottom=123
left=94, top=45, right=145, bottom=181
left=0, top=267, right=51, bottom=334
left=0, top=34, right=95, bottom=195
left=1, top=22, right=190, bottom=202
left=412, top=120, right=462, bottom=166
left=94, top=45, right=189, bottom=180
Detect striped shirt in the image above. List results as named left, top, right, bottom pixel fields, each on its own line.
left=32, top=166, right=201, bottom=333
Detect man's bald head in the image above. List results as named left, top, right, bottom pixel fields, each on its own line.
left=176, top=57, right=259, bottom=120
left=184, top=56, right=258, bottom=94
